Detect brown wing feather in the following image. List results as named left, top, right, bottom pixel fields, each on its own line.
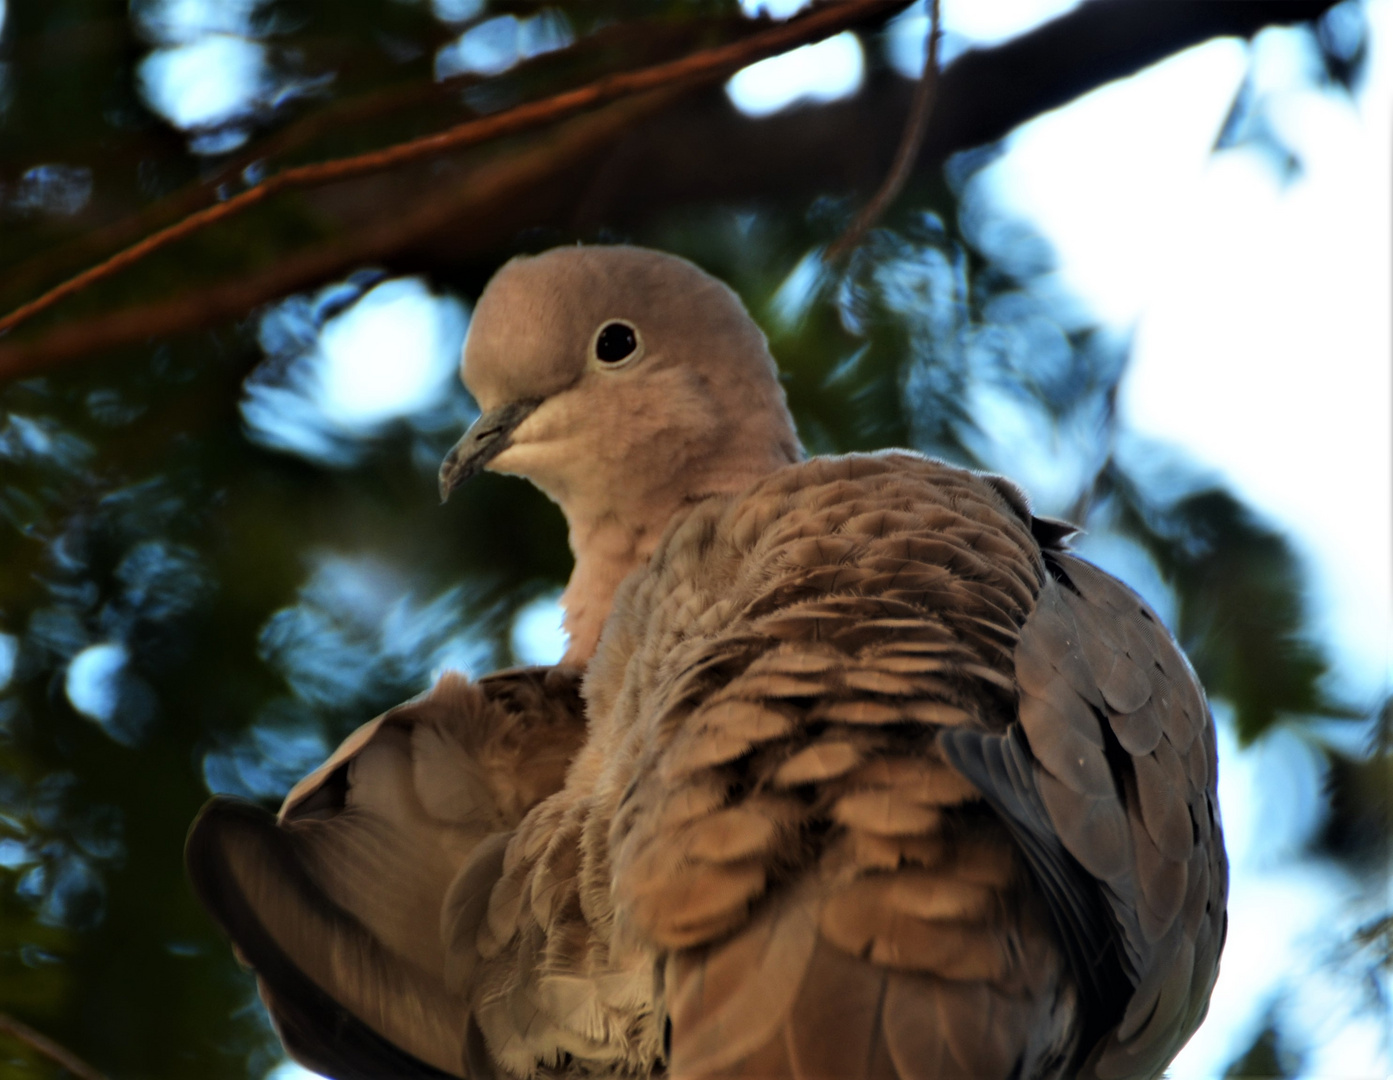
left=460, top=453, right=1224, bottom=1080
left=186, top=667, right=587, bottom=1080
left=607, top=455, right=1081, bottom=1080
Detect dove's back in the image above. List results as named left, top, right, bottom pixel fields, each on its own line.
left=474, top=451, right=1226, bottom=1080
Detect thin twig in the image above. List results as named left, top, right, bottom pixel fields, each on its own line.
left=0, top=0, right=908, bottom=340
left=0, top=92, right=676, bottom=382
left=0, top=13, right=727, bottom=305
left=0, top=80, right=442, bottom=306
left=825, top=0, right=941, bottom=262
left=0, top=1013, right=110, bottom=1080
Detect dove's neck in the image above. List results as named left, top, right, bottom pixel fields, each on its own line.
left=558, top=514, right=662, bottom=667
left=557, top=437, right=801, bottom=667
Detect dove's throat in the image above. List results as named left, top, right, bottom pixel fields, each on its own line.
left=557, top=432, right=801, bottom=667
left=558, top=525, right=639, bottom=667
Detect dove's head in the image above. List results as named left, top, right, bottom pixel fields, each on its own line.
left=439, top=244, right=803, bottom=662
left=439, top=245, right=802, bottom=524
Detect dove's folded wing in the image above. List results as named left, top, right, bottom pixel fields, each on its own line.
left=606, top=456, right=1080, bottom=1080
left=941, top=550, right=1227, bottom=1080
left=186, top=667, right=587, bottom=1080
left=601, top=455, right=1224, bottom=1080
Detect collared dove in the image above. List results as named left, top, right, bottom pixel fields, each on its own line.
left=188, top=245, right=1227, bottom=1080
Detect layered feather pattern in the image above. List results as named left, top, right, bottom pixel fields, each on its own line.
left=459, top=453, right=1225, bottom=1080
left=191, top=452, right=1225, bottom=1080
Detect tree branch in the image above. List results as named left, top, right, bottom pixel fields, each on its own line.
left=564, top=0, right=1342, bottom=228
left=0, top=0, right=1341, bottom=379
left=917, top=0, right=1340, bottom=161
left=0, top=1013, right=110, bottom=1080
left=0, top=0, right=910, bottom=340
left=825, top=0, right=941, bottom=261
left=0, top=13, right=757, bottom=308
left=0, top=93, right=677, bottom=381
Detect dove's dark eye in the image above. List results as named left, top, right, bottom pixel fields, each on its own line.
left=594, top=321, right=639, bottom=364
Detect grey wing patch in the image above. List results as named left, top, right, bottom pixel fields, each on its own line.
left=935, top=724, right=1131, bottom=1051
left=1046, top=555, right=1227, bottom=1080
left=943, top=550, right=1227, bottom=1080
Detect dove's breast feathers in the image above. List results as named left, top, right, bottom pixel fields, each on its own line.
left=471, top=452, right=1225, bottom=1080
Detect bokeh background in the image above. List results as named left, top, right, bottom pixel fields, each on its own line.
left=0, top=1, right=1388, bottom=1077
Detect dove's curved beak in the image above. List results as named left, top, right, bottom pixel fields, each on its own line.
left=438, top=398, right=541, bottom=503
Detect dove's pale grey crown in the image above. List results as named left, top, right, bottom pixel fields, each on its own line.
left=461, top=245, right=800, bottom=492
left=188, top=244, right=1226, bottom=1080
left=463, top=246, right=782, bottom=410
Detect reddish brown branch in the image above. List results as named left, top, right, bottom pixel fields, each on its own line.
left=0, top=0, right=909, bottom=340
left=825, top=0, right=940, bottom=261
left=0, top=0, right=1335, bottom=377
left=0, top=14, right=739, bottom=305
left=0, top=92, right=676, bottom=382
left=0, top=1013, right=110, bottom=1080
